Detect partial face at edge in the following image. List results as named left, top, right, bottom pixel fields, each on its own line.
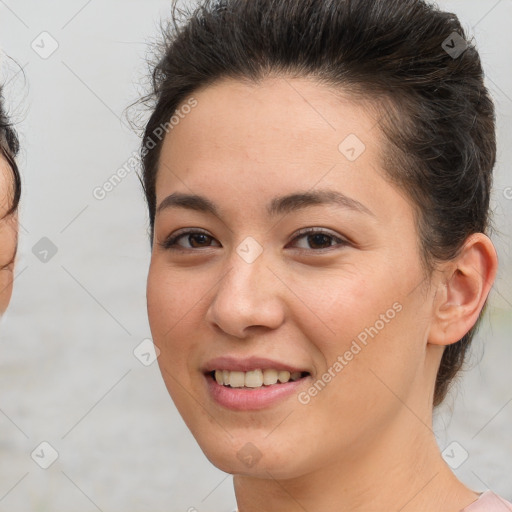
left=146, top=77, right=440, bottom=478
left=0, top=154, right=18, bottom=315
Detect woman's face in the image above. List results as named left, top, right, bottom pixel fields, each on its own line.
left=0, top=155, right=17, bottom=315
left=147, top=77, right=442, bottom=478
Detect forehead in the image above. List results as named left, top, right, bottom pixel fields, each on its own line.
left=158, top=77, right=379, bottom=177
left=154, top=76, right=412, bottom=224
left=163, top=76, right=376, bottom=155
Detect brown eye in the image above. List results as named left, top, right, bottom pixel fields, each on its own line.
left=290, top=229, right=349, bottom=251
left=306, top=233, right=333, bottom=249
left=187, top=233, right=214, bottom=248
left=161, top=230, right=221, bottom=250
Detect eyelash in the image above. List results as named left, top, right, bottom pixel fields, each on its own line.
left=159, top=228, right=349, bottom=252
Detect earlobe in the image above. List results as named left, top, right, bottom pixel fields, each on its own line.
left=428, top=233, right=498, bottom=346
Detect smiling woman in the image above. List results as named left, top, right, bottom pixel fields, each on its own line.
left=0, top=85, right=20, bottom=315
left=138, top=0, right=510, bottom=510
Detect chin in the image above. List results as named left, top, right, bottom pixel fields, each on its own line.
left=190, top=428, right=311, bottom=479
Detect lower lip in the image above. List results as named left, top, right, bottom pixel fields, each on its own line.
left=204, top=373, right=310, bottom=411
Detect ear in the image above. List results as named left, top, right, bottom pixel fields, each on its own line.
left=428, top=233, right=498, bottom=346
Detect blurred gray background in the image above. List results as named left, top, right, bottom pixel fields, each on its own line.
left=0, top=1, right=511, bottom=511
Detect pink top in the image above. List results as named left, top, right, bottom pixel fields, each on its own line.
left=232, top=491, right=512, bottom=511
left=461, top=490, right=512, bottom=511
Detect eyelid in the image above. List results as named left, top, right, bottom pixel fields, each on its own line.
left=290, top=227, right=347, bottom=243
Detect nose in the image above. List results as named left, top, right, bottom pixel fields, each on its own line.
left=205, top=247, right=286, bottom=339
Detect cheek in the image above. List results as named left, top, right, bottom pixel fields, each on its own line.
left=146, top=260, right=210, bottom=380
left=147, top=265, right=197, bottom=419
left=0, top=271, right=13, bottom=314
left=147, top=261, right=195, bottom=333
left=285, top=264, right=391, bottom=350
left=289, top=262, right=427, bottom=401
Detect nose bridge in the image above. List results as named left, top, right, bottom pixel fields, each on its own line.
left=228, top=239, right=267, bottom=295
left=206, top=236, right=284, bottom=336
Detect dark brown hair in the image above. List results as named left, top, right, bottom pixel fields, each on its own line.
left=0, top=85, right=21, bottom=217
left=140, top=0, right=496, bottom=407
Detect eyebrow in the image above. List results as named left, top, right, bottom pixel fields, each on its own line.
left=156, top=189, right=375, bottom=218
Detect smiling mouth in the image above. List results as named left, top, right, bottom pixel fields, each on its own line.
left=209, top=369, right=310, bottom=388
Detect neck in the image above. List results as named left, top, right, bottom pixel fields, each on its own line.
left=233, top=407, right=478, bottom=512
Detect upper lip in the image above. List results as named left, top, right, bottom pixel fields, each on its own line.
left=202, top=356, right=309, bottom=374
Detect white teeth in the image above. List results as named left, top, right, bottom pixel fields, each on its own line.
left=228, top=371, right=245, bottom=388
left=278, top=370, right=291, bottom=383
left=213, top=369, right=306, bottom=387
left=245, top=369, right=263, bottom=388
left=263, top=369, right=278, bottom=385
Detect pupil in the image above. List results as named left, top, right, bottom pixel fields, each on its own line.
left=191, top=234, right=209, bottom=247
left=309, top=234, right=330, bottom=249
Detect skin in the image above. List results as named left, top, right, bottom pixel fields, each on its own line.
left=0, top=154, right=17, bottom=315
left=146, top=76, right=497, bottom=511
